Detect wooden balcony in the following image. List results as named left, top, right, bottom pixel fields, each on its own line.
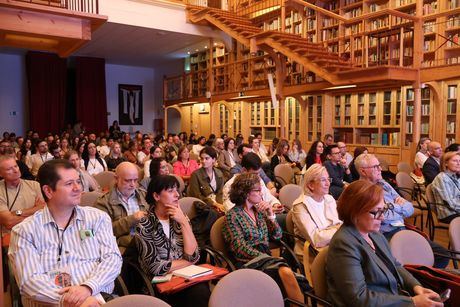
left=0, top=0, right=107, bottom=57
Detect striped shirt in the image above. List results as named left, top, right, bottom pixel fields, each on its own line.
left=431, top=170, right=460, bottom=220
left=8, top=205, right=122, bottom=303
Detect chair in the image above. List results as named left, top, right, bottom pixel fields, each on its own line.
left=208, top=269, right=284, bottom=307
left=178, top=196, right=203, bottom=220
left=274, top=164, right=294, bottom=188
left=104, top=295, right=171, bottom=307
left=167, top=163, right=174, bottom=174
left=93, top=171, right=116, bottom=190
left=80, top=191, right=104, bottom=207
left=310, top=246, right=330, bottom=303
left=425, top=184, right=449, bottom=240
left=171, top=174, right=185, bottom=195
left=279, top=184, right=303, bottom=210
left=208, top=216, right=236, bottom=271
left=397, top=161, right=413, bottom=174
left=389, top=230, right=434, bottom=266
left=395, top=172, right=425, bottom=230
left=449, top=217, right=460, bottom=264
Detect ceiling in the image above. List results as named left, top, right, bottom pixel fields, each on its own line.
left=74, top=22, right=211, bottom=67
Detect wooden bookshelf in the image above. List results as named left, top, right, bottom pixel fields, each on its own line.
left=249, top=100, right=279, bottom=140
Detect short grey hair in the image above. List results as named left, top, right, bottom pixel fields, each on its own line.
left=354, top=153, right=377, bottom=176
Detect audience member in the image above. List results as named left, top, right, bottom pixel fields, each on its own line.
left=217, top=137, right=238, bottom=178
left=422, top=141, right=442, bottom=185
left=137, top=137, right=153, bottom=165
left=9, top=159, right=122, bottom=305
left=323, top=144, right=352, bottom=199
left=250, top=136, right=270, bottom=164
left=140, top=157, right=170, bottom=190
left=123, top=140, right=138, bottom=165
left=173, top=146, right=199, bottom=182
left=270, top=139, right=295, bottom=173
left=349, top=146, right=368, bottom=181
left=105, top=142, right=126, bottom=171
left=27, top=140, right=53, bottom=177
left=288, top=139, right=306, bottom=169
left=65, top=151, right=100, bottom=193
left=192, top=136, right=206, bottom=156
left=323, top=134, right=334, bottom=148
left=337, top=142, right=353, bottom=167
left=327, top=180, right=441, bottom=307
left=415, top=137, right=431, bottom=170
left=305, top=141, right=325, bottom=169
left=81, top=142, right=107, bottom=176
left=97, top=137, right=110, bottom=158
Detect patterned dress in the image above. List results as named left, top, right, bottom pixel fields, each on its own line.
left=223, top=205, right=282, bottom=266
left=134, top=210, right=200, bottom=278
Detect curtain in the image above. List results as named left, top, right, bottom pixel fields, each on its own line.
left=75, top=57, right=108, bottom=133
left=26, top=51, right=67, bottom=137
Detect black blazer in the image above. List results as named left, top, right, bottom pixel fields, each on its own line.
left=422, top=156, right=440, bottom=185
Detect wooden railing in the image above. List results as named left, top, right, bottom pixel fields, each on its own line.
left=14, top=0, right=99, bottom=14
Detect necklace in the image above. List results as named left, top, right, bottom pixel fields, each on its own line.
left=89, top=158, right=97, bottom=169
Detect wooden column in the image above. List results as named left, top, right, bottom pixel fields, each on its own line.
left=412, top=0, right=424, bottom=149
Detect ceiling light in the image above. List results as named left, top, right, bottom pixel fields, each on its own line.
left=214, top=42, right=217, bottom=46
left=187, top=51, right=190, bottom=55
left=324, top=85, right=357, bottom=90
left=195, top=49, right=199, bottom=52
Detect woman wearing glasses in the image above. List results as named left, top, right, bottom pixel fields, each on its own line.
left=291, top=164, right=342, bottom=259
left=327, top=180, right=442, bottom=307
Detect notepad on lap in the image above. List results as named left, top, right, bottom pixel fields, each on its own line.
left=173, top=265, right=213, bottom=279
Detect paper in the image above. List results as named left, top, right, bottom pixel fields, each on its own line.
left=173, top=265, right=213, bottom=279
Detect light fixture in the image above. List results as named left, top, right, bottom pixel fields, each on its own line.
left=229, top=93, right=261, bottom=100
left=324, top=85, right=357, bottom=90
left=204, top=46, right=208, bottom=49
left=187, top=51, right=190, bottom=55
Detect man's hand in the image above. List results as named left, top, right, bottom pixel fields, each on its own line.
left=133, top=210, right=147, bottom=222
left=59, top=285, right=92, bottom=307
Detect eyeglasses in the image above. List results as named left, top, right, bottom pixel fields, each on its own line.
left=369, top=202, right=394, bottom=219
left=363, top=164, right=381, bottom=170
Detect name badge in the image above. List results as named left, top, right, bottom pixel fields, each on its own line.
left=79, top=229, right=94, bottom=240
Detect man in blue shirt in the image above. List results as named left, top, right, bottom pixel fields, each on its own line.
left=355, top=153, right=449, bottom=268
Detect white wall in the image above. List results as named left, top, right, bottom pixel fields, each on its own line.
left=106, top=63, right=157, bottom=133
left=0, top=53, right=28, bottom=136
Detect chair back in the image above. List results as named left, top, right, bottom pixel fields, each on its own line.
left=209, top=269, right=283, bottom=307
left=286, top=210, right=294, bottom=234
left=171, top=174, right=185, bottom=194
left=395, top=172, right=415, bottom=201
left=190, top=152, right=199, bottom=161
left=167, top=163, right=174, bottom=175
left=93, top=171, right=116, bottom=190
left=210, top=216, right=232, bottom=259
left=279, top=184, right=303, bottom=210
left=425, top=184, right=435, bottom=203
left=178, top=197, right=201, bottom=220
left=311, top=246, right=329, bottom=300
left=104, top=295, right=171, bottom=307
left=80, top=191, right=104, bottom=207
left=449, top=217, right=460, bottom=259
left=274, top=164, right=294, bottom=187
left=397, top=161, right=413, bottom=174
left=389, top=230, right=434, bottom=266
left=377, top=157, right=390, bottom=171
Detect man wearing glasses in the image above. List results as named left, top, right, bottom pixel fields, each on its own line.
left=355, top=153, right=449, bottom=268
left=323, top=144, right=352, bottom=200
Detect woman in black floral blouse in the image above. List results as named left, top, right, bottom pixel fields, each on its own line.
left=135, top=175, right=210, bottom=306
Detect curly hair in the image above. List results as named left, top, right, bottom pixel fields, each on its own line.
left=229, top=173, right=260, bottom=207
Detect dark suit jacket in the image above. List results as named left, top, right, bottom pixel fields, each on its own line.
left=327, top=225, right=420, bottom=307
left=422, top=156, right=440, bottom=185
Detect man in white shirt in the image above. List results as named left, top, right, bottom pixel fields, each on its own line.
left=337, top=142, right=353, bottom=167
left=28, top=140, right=53, bottom=177
left=223, top=153, right=283, bottom=214
left=255, top=133, right=268, bottom=157
left=9, top=159, right=122, bottom=305
left=137, top=137, right=153, bottom=165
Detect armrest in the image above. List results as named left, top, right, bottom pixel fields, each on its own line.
left=271, top=239, right=305, bottom=276
left=304, top=290, right=333, bottom=306
left=203, top=246, right=236, bottom=272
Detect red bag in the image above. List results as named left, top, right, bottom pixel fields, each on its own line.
left=404, top=265, right=460, bottom=306
left=155, top=264, right=228, bottom=294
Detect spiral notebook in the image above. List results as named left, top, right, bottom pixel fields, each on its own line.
left=172, top=265, right=213, bottom=279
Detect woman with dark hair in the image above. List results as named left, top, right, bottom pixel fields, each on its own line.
left=60, top=138, right=70, bottom=156
left=235, top=133, right=244, bottom=147
left=192, top=136, right=206, bottom=156
left=327, top=180, right=440, bottom=306
left=143, top=145, right=164, bottom=179
left=217, top=137, right=238, bottom=177
left=17, top=138, right=32, bottom=165
left=109, top=120, right=121, bottom=139
left=76, top=140, right=87, bottom=158
left=178, top=132, right=188, bottom=145
left=349, top=146, right=368, bottom=181
left=223, top=172, right=304, bottom=302
left=173, top=145, right=199, bottom=182
left=288, top=139, right=307, bottom=168
left=135, top=175, right=210, bottom=306
left=123, top=140, right=138, bottom=164
left=140, top=156, right=170, bottom=190
left=206, top=134, right=216, bottom=147
left=270, top=139, right=295, bottom=172
left=305, top=141, right=325, bottom=169
left=188, top=133, right=197, bottom=145
left=121, top=133, right=131, bottom=152
left=80, top=141, right=107, bottom=175
left=415, top=137, right=431, bottom=170
left=188, top=146, right=225, bottom=212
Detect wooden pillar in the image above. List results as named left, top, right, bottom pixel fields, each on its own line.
left=413, top=84, right=422, bottom=148
left=412, top=0, right=424, bottom=150
left=280, top=0, right=286, bottom=32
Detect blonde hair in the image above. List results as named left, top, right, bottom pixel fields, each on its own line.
left=354, top=153, right=377, bottom=175
left=441, top=151, right=460, bottom=171
left=303, top=164, right=327, bottom=195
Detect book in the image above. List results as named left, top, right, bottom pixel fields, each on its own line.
left=173, top=265, right=213, bottom=280
left=151, top=274, right=173, bottom=284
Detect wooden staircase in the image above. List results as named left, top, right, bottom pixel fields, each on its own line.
left=187, top=6, right=355, bottom=84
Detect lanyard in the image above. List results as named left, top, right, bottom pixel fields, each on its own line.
left=5, top=181, right=21, bottom=211
left=55, top=210, right=75, bottom=262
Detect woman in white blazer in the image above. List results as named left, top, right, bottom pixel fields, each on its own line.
left=292, top=164, right=342, bottom=258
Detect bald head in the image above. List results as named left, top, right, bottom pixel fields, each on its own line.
left=115, top=162, right=139, bottom=197
left=428, top=141, right=443, bottom=158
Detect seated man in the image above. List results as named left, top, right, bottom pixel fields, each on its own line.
left=223, top=153, right=284, bottom=216
left=27, top=140, right=53, bottom=177
left=323, top=144, right=352, bottom=199
left=422, top=141, right=442, bottom=185
left=3, top=147, right=34, bottom=180
left=0, top=156, right=44, bottom=234
left=9, top=159, right=122, bottom=305
left=356, top=153, right=449, bottom=268
left=95, top=162, right=149, bottom=252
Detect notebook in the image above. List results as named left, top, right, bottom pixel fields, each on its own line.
left=172, top=265, right=213, bottom=279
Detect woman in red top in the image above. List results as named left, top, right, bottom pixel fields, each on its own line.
left=173, top=145, right=200, bottom=181
left=305, top=141, right=325, bottom=169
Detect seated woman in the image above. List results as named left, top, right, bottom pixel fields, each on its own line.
left=292, top=164, right=342, bottom=259
left=414, top=137, right=431, bottom=170
left=305, top=141, right=325, bottom=169
left=123, top=140, right=139, bottom=165
left=270, top=139, right=296, bottom=173
left=135, top=175, right=210, bottom=306
left=431, top=151, right=460, bottom=223
left=80, top=141, right=107, bottom=176
left=217, top=137, right=238, bottom=178
left=188, top=146, right=225, bottom=212
left=327, top=180, right=441, bottom=307
left=223, top=173, right=304, bottom=303
left=192, top=136, right=206, bottom=156
left=143, top=145, right=164, bottom=179
left=173, top=145, right=200, bottom=182
left=288, top=139, right=307, bottom=169
left=140, top=156, right=170, bottom=191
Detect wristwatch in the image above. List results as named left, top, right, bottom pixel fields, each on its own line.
left=15, top=210, right=22, bottom=216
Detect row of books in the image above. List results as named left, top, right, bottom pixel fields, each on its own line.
left=381, top=132, right=400, bottom=146
left=447, top=121, right=456, bottom=134
left=448, top=85, right=458, bottom=99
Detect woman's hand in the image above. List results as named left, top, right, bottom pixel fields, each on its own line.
left=414, top=286, right=439, bottom=296
left=412, top=286, right=443, bottom=307
left=165, top=203, right=188, bottom=225
left=255, top=201, right=274, bottom=216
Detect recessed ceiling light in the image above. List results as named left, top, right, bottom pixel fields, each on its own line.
left=195, top=49, right=199, bottom=52
left=214, top=42, right=217, bottom=46
left=204, top=46, right=208, bottom=49
left=187, top=51, right=190, bottom=54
